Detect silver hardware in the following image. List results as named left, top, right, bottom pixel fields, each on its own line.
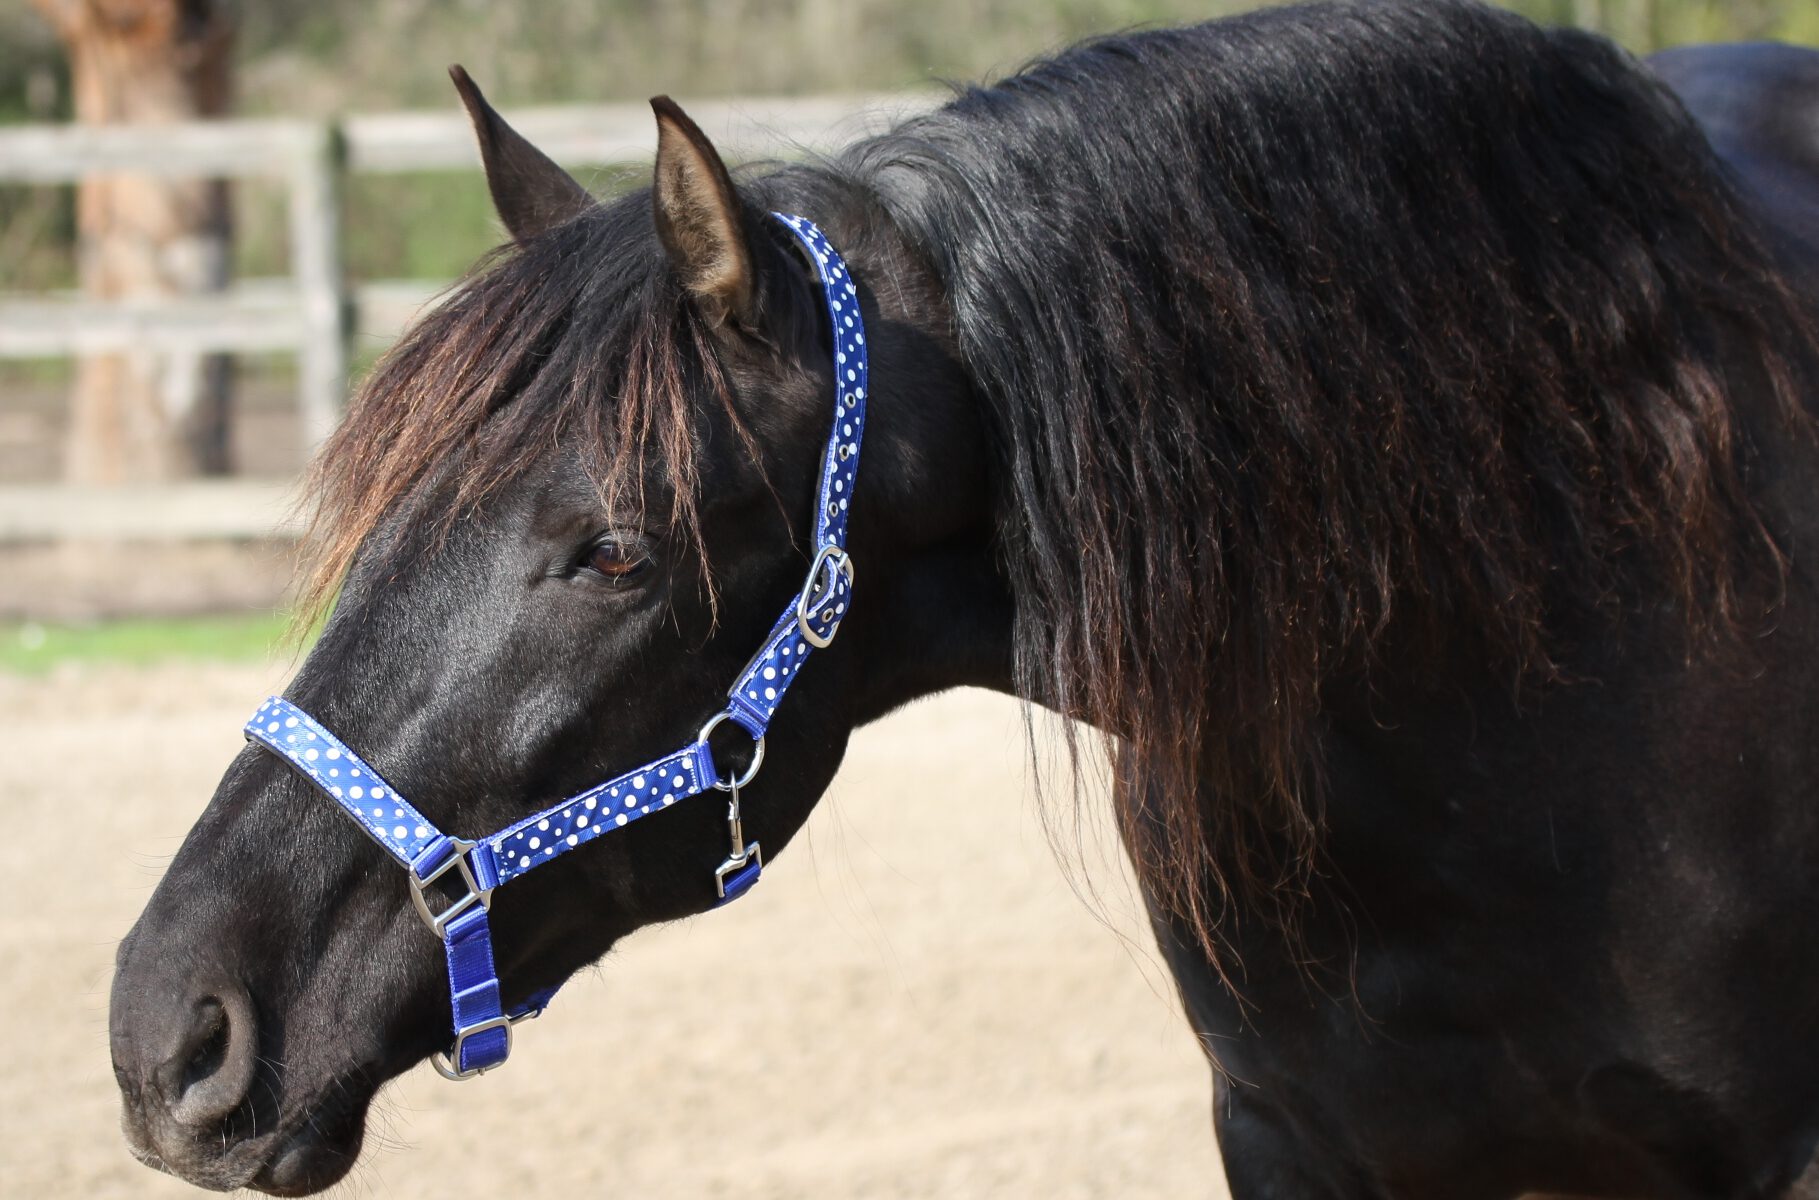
left=408, top=838, right=493, bottom=938
left=713, top=782, right=763, bottom=899
left=796, top=543, right=855, bottom=649
left=725, top=783, right=747, bottom=858
left=430, top=1009, right=534, bottom=1081
left=698, top=710, right=766, bottom=792
left=715, top=842, right=763, bottom=899
left=826, top=501, right=840, bottom=519
left=842, top=391, right=857, bottom=409
left=838, top=443, right=853, bottom=460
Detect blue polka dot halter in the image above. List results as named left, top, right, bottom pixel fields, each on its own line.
left=244, top=213, right=867, bottom=1080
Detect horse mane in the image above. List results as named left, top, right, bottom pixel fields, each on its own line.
left=302, top=0, right=1815, bottom=975
left=839, top=0, right=1815, bottom=957
left=298, top=198, right=735, bottom=622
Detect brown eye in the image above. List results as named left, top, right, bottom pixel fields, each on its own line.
left=584, top=536, right=651, bottom=582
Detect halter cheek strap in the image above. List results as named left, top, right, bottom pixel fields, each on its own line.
left=244, top=212, right=867, bottom=1079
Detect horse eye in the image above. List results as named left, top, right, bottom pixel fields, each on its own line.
left=583, top=536, right=651, bottom=582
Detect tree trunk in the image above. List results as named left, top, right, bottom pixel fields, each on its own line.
left=33, top=0, right=235, bottom=483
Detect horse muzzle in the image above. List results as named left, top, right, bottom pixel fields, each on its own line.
left=108, top=923, right=370, bottom=1196
left=109, top=933, right=265, bottom=1187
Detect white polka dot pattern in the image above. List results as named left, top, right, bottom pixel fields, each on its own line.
left=243, top=212, right=865, bottom=889
left=723, top=213, right=868, bottom=737
left=246, top=697, right=439, bottom=866
left=486, top=742, right=717, bottom=883
left=237, top=213, right=868, bottom=1078
left=248, top=700, right=721, bottom=886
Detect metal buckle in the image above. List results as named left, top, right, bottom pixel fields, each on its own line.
left=796, top=544, right=854, bottom=649
left=409, top=838, right=493, bottom=938
left=715, top=843, right=763, bottom=899
left=430, top=1010, right=530, bottom=1081
left=714, top=781, right=762, bottom=899
left=699, top=710, right=765, bottom=792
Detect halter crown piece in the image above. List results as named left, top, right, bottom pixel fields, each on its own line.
left=244, top=213, right=866, bottom=1079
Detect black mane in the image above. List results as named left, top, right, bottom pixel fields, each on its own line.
left=314, top=0, right=1815, bottom=957
left=828, top=0, right=1812, bottom=936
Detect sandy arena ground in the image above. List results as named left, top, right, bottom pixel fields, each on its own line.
left=0, top=662, right=1227, bottom=1198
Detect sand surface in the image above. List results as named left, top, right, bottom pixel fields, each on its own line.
left=0, top=663, right=1227, bottom=1198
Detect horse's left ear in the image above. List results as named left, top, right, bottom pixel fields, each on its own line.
left=650, top=95, right=758, bottom=331
left=451, top=65, right=594, bottom=244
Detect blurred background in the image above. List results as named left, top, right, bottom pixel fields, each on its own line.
left=1, top=0, right=1816, bottom=636
left=0, top=3, right=1813, bottom=1197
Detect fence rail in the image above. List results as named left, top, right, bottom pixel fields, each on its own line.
left=0, top=92, right=935, bottom=538
left=0, top=118, right=317, bottom=181
left=0, top=286, right=310, bottom=357
left=341, top=93, right=921, bottom=172
left=0, top=481, right=302, bottom=541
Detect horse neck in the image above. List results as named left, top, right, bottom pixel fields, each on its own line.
left=791, top=189, right=1020, bottom=722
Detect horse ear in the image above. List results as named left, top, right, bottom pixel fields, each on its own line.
left=450, top=65, right=593, bottom=244
left=649, top=95, right=757, bottom=331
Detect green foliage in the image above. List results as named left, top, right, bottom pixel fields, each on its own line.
left=342, top=171, right=502, bottom=282
left=0, top=183, right=73, bottom=291
left=0, top=612, right=299, bottom=674
left=0, top=6, right=62, bottom=124
left=2, top=1, right=1814, bottom=303
left=216, top=0, right=1813, bottom=113
left=1506, top=0, right=1819, bottom=46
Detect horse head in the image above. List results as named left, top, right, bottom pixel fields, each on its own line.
left=107, top=73, right=997, bottom=1195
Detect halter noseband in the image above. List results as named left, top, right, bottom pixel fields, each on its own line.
left=244, top=213, right=867, bottom=1080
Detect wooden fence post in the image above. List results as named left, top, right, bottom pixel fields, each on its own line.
left=289, top=121, right=349, bottom=457
left=0, top=92, right=933, bottom=500
left=32, top=0, right=238, bottom=483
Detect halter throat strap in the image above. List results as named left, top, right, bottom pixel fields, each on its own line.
left=244, top=212, right=867, bottom=1079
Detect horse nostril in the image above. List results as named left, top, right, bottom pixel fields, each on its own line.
left=154, top=989, right=258, bottom=1130
left=181, top=1002, right=229, bottom=1091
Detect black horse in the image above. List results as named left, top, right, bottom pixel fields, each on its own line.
left=109, top=2, right=1819, bottom=1196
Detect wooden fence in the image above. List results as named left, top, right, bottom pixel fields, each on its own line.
left=0, top=94, right=932, bottom=537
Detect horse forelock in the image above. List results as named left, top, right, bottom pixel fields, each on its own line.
left=296, top=196, right=735, bottom=628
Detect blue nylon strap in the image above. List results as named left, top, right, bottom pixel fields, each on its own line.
left=246, top=697, right=437, bottom=866
left=481, top=212, right=868, bottom=879
left=248, top=706, right=523, bottom=1076
left=777, top=213, right=868, bottom=556
left=722, top=213, right=868, bottom=738
left=237, top=212, right=867, bottom=1081
left=716, top=858, right=763, bottom=905
left=486, top=741, right=719, bottom=884
left=444, top=905, right=509, bottom=1073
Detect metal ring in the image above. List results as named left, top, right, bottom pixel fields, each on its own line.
left=698, top=710, right=765, bottom=792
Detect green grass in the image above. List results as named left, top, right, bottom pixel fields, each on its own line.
left=0, top=612, right=304, bottom=674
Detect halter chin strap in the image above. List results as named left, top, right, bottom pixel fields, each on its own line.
left=244, top=212, right=867, bottom=1079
